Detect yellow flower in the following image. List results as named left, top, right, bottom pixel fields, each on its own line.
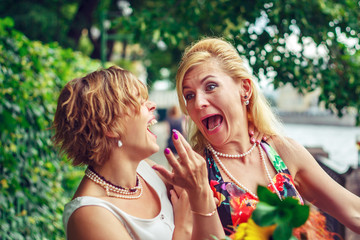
left=230, top=219, right=276, bottom=240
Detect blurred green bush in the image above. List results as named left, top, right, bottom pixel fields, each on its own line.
left=0, top=17, right=100, bottom=239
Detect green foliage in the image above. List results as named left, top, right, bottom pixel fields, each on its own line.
left=121, top=0, right=360, bottom=122
left=0, top=17, right=100, bottom=239
left=3, top=1, right=359, bottom=120
left=0, top=0, right=80, bottom=46
left=252, top=186, right=309, bottom=240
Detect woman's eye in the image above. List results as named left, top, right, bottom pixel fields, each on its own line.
left=184, top=93, right=195, bottom=101
left=206, top=83, right=217, bottom=91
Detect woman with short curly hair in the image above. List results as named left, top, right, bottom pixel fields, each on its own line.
left=53, top=65, right=225, bottom=240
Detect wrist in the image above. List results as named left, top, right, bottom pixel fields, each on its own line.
left=191, top=206, right=217, bottom=217
left=186, top=182, right=211, bottom=198
left=187, top=185, right=216, bottom=213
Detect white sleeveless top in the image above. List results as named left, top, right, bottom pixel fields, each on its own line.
left=63, top=161, right=174, bottom=240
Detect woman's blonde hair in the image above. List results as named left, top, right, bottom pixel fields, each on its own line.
left=52, top=66, right=148, bottom=166
left=176, top=37, right=283, bottom=153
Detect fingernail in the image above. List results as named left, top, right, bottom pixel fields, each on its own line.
left=263, top=136, right=267, bottom=141
left=256, top=140, right=260, bottom=144
left=172, top=130, right=178, bottom=140
left=251, top=137, right=255, bottom=143
left=164, top=148, right=171, bottom=154
left=250, top=131, right=254, bottom=135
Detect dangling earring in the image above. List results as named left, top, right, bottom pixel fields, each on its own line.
left=244, top=96, right=250, bottom=106
left=118, top=140, right=123, bottom=148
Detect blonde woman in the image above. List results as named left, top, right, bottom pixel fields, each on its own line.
left=162, top=37, right=360, bottom=236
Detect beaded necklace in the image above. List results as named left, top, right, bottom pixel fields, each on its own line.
left=206, top=143, right=282, bottom=200
left=85, top=166, right=143, bottom=199
left=206, top=143, right=256, bottom=158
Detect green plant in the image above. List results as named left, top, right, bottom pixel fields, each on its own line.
left=0, top=17, right=99, bottom=239
left=212, top=186, right=310, bottom=240
left=251, top=186, right=310, bottom=240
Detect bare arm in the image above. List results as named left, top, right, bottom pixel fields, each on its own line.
left=272, top=136, right=360, bottom=233
left=67, top=206, right=132, bottom=240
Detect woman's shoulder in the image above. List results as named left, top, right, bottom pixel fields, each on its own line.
left=64, top=196, right=113, bottom=223
left=266, top=135, right=313, bottom=171
left=66, top=197, right=131, bottom=239
left=267, top=135, right=304, bottom=155
left=66, top=197, right=113, bottom=218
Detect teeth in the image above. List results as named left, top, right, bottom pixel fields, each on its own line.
left=208, top=122, right=221, bottom=131
left=147, top=119, right=157, bottom=128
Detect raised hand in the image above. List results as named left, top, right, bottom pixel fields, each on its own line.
left=152, top=129, right=209, bottom=196
left=153, top=129, right=225, bottom=239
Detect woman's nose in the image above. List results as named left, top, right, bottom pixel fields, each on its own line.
left=146, top=100, right=156, bottom=111
left=194, top=93, right=208, bottom=109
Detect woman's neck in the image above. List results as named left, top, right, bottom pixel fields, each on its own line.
left=92, top=150, right=143, bottom=189
left=211, top=134, right=253, bottom=155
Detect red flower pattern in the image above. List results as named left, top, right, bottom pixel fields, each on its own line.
left=228, top=173, right=298, bottom=226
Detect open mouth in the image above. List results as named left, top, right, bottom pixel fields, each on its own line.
left=202, top=114, right=223, bottom=131
left=147, top=118, right=158, bottom=135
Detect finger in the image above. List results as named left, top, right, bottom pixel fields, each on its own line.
left=172, top=129, right=200, bottom=164
left=164, top=147, right=182, bottom=171
left=176, top=130, right=196, bottom=159
left=171, top=130, right=191, bottom=164
left=170, top=189, right=179, bottom=205
left=178, top=190, right=189, bottom=202
left=262, top=134, right=269, bottom=141
left=248, top=125, right=255, bottom=136
left=252, top=131, right=261, bottom=145
left=152, top=164, right=176, bottom=185
left=173, top=185, right=185, bottom=196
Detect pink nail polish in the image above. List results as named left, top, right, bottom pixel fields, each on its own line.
left=164, top=148, right=171, bottom=154
left=256, top=140, right=260, bottom=144
left=251, top=137, right=255, bottom=143
left=250, top=131, right=254, bottom=135
left=173, top=130, right=178, bottom=140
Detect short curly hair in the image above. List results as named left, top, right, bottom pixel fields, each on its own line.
left=52, top=66, right=148, bottom=166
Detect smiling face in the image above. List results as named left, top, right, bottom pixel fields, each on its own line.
left=182, top=59, right=249, bottom=147
left=121, top=99, right=159, bottom=158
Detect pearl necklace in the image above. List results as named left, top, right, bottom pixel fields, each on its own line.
left=207, top=143, right=281, bottom=200
left=206, top=143, right=257, bottom=158
left=85, top=167, right=143, bottom=199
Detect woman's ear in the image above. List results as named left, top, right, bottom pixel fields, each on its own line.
left=241, top=78, right=252, bottom=100
left=105, top=131, right=122, bottom=148
left=105, top=131, right=118, bottom=138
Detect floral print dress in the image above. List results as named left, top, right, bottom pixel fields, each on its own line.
left=206, top=141, right=304, bottom=235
